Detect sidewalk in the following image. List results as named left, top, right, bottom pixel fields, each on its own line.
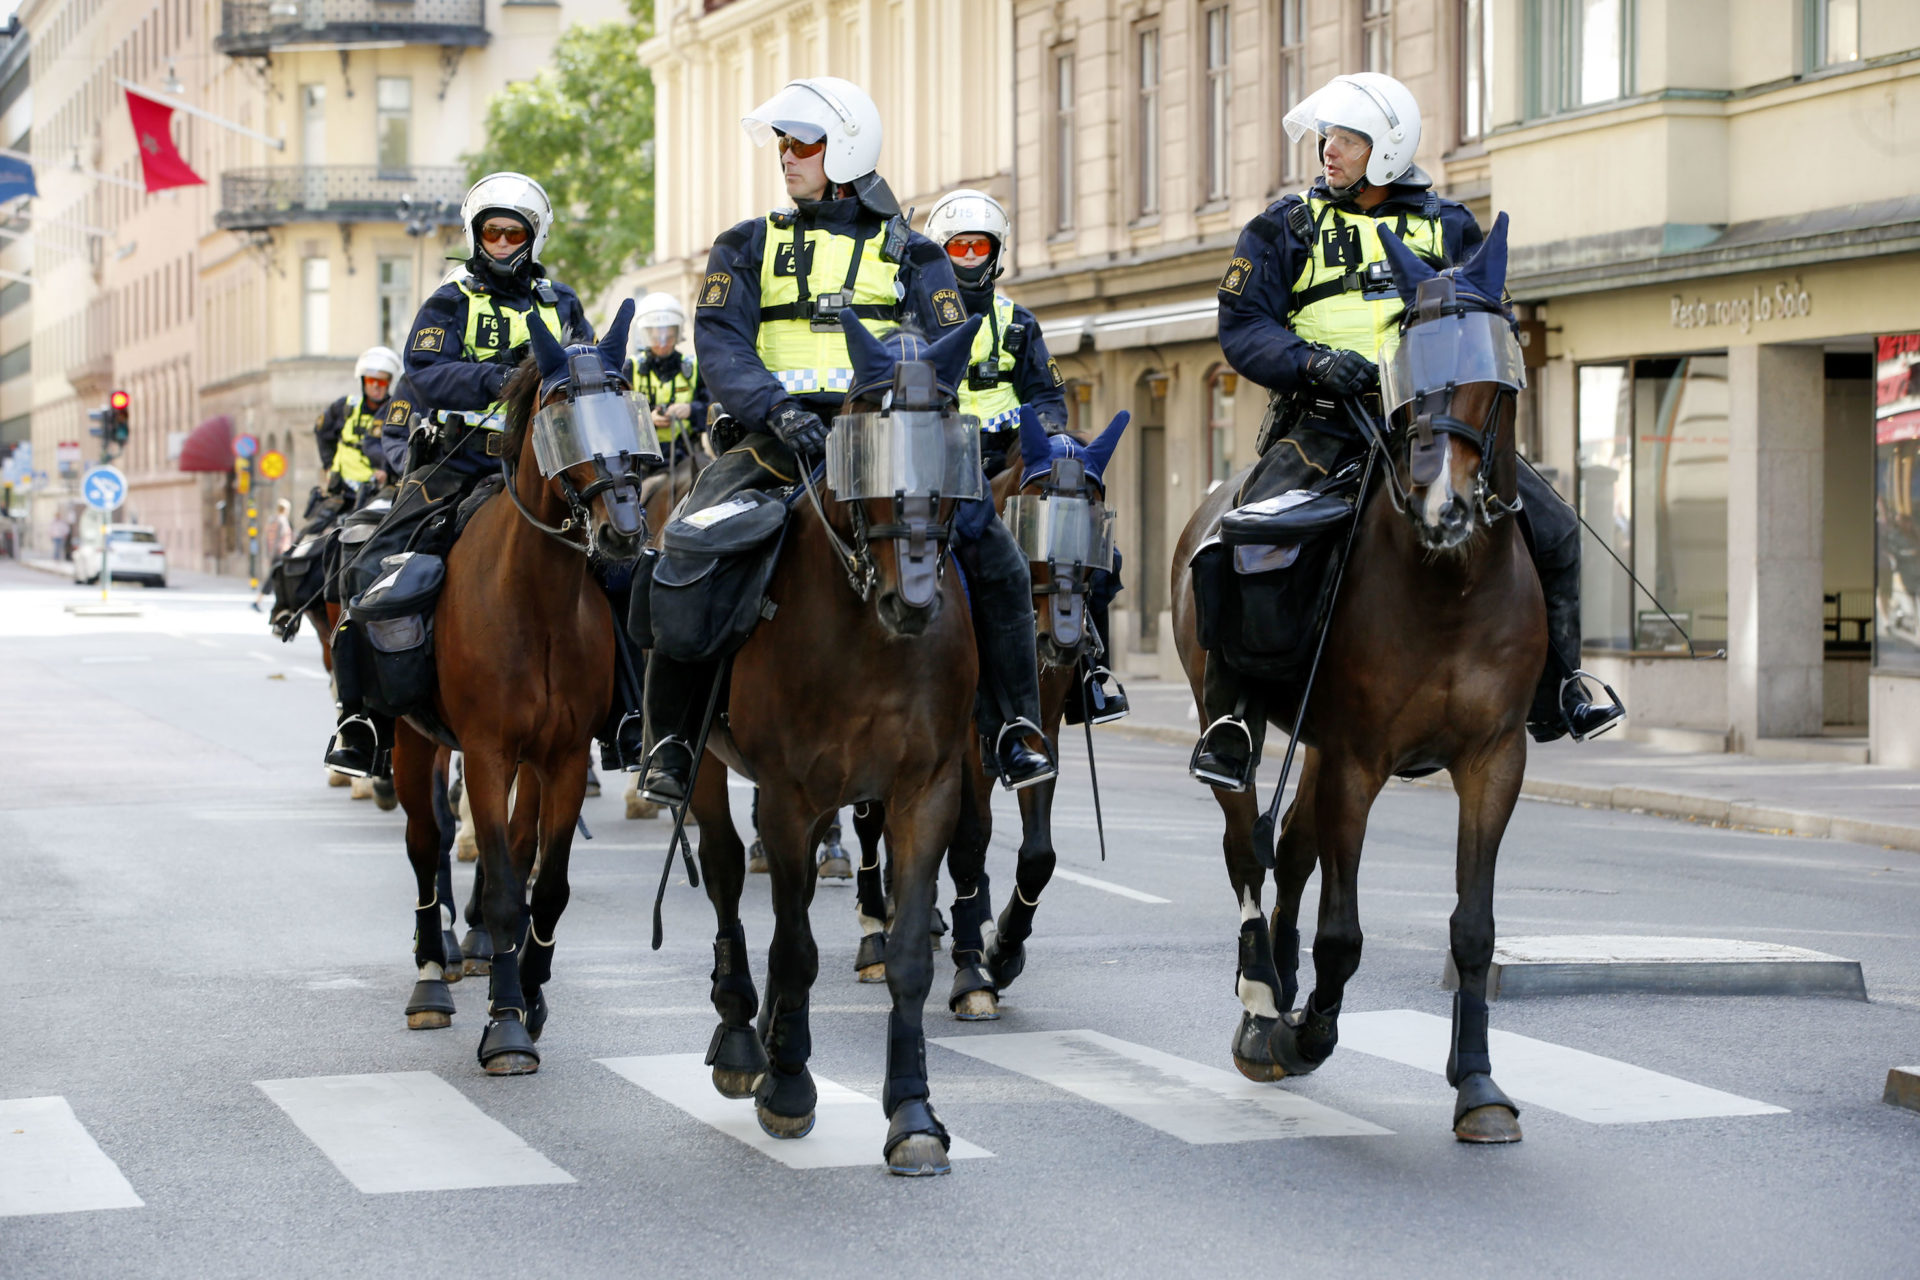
left=1099, top=676, right=1920, bottom=856
left=12, top=557, right=251, bottom=594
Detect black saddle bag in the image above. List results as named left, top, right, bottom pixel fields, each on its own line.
left=271, top=531, right=330, bottom=622
left=646, top=489, right=790, bottom=664
left=347, top=551, right=447, bottom=719
left=327, top=497, right=393, bottom=604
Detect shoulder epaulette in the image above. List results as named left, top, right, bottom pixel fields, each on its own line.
left=715, top=222, right=754, bottom=252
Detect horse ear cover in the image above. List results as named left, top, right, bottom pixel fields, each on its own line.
left=1080, top=411, right=1131, bottom=486
left=525, top=305, right=569, bottom=384
left=922, top=313, right=983, bottom=397
left=1376, top=223, right=1438, bottom=309
left=840, top=311, right=898, bottom=398
left=598, top=298, right=637, bottom=376
left=1016, top=405, right=1053, bottom=479
left=1456, top=212, right=1509, bottom=307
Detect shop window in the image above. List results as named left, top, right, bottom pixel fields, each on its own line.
left=1875, top=334, right=1920, bottom=674
left=1525, top=0, right=1633, bottom=119
left=1207, top=366, right=1236, bottom=488
left=1805, top=0, right=1859, bottom=71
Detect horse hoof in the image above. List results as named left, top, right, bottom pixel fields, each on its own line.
left=525, top=990, right=549, bottom=1043
left=885, top=1134, right=951, bottom=1178
left=817, top=854, right=853, bottom=880
left=856, top=931, right=887, bottom=982
left=712, top=1067, right=765, bottom=1099
left=406, top=1010, right=452, bottom=1030
left=856, top=964, right=886, bottom=983
left=953, top=989, right=999, bottom=1021
left=327, top=770, right=351, bottom=788
left=478, top=1017, right=540, bottom=1074
left=1231, top=1012, right=1287, bottom=1080
left=405, top=978, right=455, bottom=1030
left=372, top=778, right=397, bottom=811
left=625, top=791, right=660, bottom=820
left=1455, top=1106, right=1524, bottom=1144
left=456, top=838, right=477, bottom=863
left=747, top=841, right=768, bottom=874
left=440, top=931, right=464, bottom=983
left=350, top=777, right=374, bottom=801
left=463, top=957, right=490, bottom=977
left=755, top=1105, right=815, bottom=1139
left=585, top=778, right=601, bottom=798
left=483, top=1052, right=539, bottom=1077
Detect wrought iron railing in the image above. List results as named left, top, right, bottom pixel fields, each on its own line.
left=216, top=0, right=488, bottom=54
left=217, top=166, right=468, bottom=230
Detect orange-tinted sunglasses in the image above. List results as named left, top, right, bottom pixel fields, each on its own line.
left=945, top=234, right=994, bottom=261
left=480, top=223, right=529, bottom=245
left=777, top=134, right=826, bottom=159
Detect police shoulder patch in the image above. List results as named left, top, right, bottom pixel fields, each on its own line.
left=386, top=400, right=411, bottom=426
left=699, top=272, right=732, bottom=308
left=932, top=289, right=964, bottom=326
left=1219, top=257, right=1253, bottom=297
left=412, top=326, right=446, bottom=353
left=1048, top=358, right=1065, bottom=387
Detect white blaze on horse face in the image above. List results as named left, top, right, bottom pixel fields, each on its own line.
left=1419, top=434, right=1455, bottom=530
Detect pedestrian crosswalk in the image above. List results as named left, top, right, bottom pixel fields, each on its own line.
left=4, top=1016, right=1789, bottom=1215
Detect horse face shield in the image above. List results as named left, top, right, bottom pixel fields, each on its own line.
left=530, top=372, right=663, bottom=543
left=1003, top=459, right=1115, bottom=653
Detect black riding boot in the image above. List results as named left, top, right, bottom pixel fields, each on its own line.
left=1191, top=651, right=1263, bottom=791
left=1070, top=560, right=1129, bottom=724
left=641, top=650, right=717, bottom=805
left=594, top=569, right=648, bottom=772
left=1518, top=467, right=1625, bottom=744
left=324, top=621, right=388, bottom=777
left=956, top=519, right=1055, bottom=790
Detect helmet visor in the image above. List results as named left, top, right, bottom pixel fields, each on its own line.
left=642, top=325, right=680, bottom=349
left=742, top=82, right=843, bottom=148
left=1284, top=76, right=1396, bottom=145
left=1379, top=311, right=1527, bottom=412
left=826, top=411, right=984, bottom=501
left=530, top=390, right=663, bottom=476
left=1003, top=494, right=1115, bottom=570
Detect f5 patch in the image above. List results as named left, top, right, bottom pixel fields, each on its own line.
left=1219, top=257, right=1252, bottom=296
left=932, top=289, right=964, bottom=326
left=1048, top=358, right=1065, bottom=387
left=699, top=272, right=732, bottom=308
left=412, top=326, right=446, bottom=353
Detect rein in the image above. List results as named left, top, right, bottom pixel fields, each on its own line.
left=500, top=453, right=591, bottom=554
left=798, top=459, right=877, bottom=601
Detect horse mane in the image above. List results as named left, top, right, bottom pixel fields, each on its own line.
left=497, top=354, right=543, bottom=463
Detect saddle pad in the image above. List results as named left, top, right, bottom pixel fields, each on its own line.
left=1221, top=490, right=1354, bottom=547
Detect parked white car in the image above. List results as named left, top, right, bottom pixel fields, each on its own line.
left=72, top=524, right=169, bottom=588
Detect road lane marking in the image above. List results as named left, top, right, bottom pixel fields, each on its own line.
left=0, top=1097, right=144, bottom=1217
left=1049, top=868, right=1171, bottom=903
left=256, top=1072, right=574, bottom=1194
left=77, top=655, right=151, bottom=664
left=598, top=1053, right=993, bottom=1169
left=932, top=1030, right=1388, bottom=1142
left=1338, top=1010, right=1789, bottom=1124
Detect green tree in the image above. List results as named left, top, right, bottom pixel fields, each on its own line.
left=465, top=4, right=654, bottom=305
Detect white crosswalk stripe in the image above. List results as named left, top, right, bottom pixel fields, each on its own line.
left=1337, top=1010, right=1790, bottom=1124
left=256, top=1072, right=575, bottom=1194
left=933, top=1030, right=1390, bottom=1142
left=598, top=1054, right=994, bottom=1169
left=0, top=1097, right=144, bottom=1217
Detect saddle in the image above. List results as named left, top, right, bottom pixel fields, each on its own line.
left=637, top=487, right=792, bottom=664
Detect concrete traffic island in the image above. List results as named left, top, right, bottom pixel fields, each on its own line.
left=1441, top=935, right=1868, bottom=1001
left=1885, top=1067, right=1920, bottom=1113
left=62, top=602, right=145, bottom=617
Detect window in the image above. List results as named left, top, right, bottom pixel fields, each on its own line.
left=1203, top=5, right=1231, bottom=202
left=1278, top=0, right=1308, bottom=182
left=376, top=77, right=411, bottom=175
left=0, top=279, right=27, bottom=318
left=1208, top=368, right=1236, bottom=486
left=300, top=83, right=325, bottom=164
left=377, top=257, right=412, bottom=351
left=1135, top=27, right=1160, bottom=218
left=0, top=342, right=26, bottom=382
left=1052, top=50, right=1074, bottom=233
left=301, top=256, right=329, bottom=356
left=1362, top=0, right=1394, bottom=75
left=1526, top=0, right=1633, bottom=118
left=1806, top=0, right=1859, bottom=71
left=1459, top=0, right=1493, bottom=143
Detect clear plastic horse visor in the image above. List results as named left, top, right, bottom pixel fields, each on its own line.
left=1379, top=311, right=1527, bottom=412
left=530, top=391, right=662, bottom=477
left=1003, top=495, right=1115, bottom=571
left=826, top=411, right=984, bottom=502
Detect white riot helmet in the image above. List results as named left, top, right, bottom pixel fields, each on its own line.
left=742, top=77, right=883, bottom=186
left=354, top=346, right=403, bottom=383
left=924, top=189, right=1010, bottom=290
left=460, top=172, right=553, bottom=277
left=1283, top=73, right=1423, bottom=192
left=635, top=292, right=685, bottom=354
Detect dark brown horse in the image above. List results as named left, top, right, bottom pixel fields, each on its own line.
left=1172, top=215, right=1539, bottom=1142
left=680, top=315, right=982, bottom=1176
left=390, top=300, right=651, bottom=1074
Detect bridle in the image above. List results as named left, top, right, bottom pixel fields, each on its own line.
left=800, top=461, right=959, bottom=605
left=1017, top=455, right=1105, bottom=667
left=503, top=352, right=650, bottom=555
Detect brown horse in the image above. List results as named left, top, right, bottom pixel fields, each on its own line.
left=679, top=315, right=982, bottom=1176
left=1172, top=216, right=1540, bottom=1142
left=390, top=300, right=651, bottom=1074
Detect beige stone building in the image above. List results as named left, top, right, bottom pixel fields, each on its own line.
left=0, top=23, right=32, bottom=511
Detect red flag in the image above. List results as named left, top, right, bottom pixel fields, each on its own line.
left=125, top=89, right=204, bottom=193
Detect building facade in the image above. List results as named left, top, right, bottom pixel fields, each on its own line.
left=0, top=22, right=31, bottom=513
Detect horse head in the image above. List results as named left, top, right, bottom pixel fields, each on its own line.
left=997, top=403, right=1130, bottom=667
left=1376, top=213, right=1525, bottom=554
left=510, top=298, right=658, bottom=561
left=835, top=311, right=984, bottom=638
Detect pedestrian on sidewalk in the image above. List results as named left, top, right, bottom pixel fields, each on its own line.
left=251, top=499, right=295, bottom=611
left=48, top=515, right=70, bottom=562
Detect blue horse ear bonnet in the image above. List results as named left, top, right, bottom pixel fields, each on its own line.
left=527, top=297, right=636, bottom=400
left=1016, top=404, right=1131, bottom=491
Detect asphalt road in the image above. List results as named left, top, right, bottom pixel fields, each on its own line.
left=3, top=559, right=1917, bottom=1279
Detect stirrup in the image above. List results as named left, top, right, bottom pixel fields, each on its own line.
left=1189, top=715, right=1255, bottom=791
left=324, top=714, right=383, bottom=779
left=1560, top=670, right=1625, bottom=743
left=606, top=709, right=647, bottom=773
left=640, top=734, right=693, bottom=805
left=992, top=717, right=1058, bottom=792
left=1082, top=665, right=1130, bottom=724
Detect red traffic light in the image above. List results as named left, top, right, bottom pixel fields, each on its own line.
left=109, top=390, right=130, bottom=411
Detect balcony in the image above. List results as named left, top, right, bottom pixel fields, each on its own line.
left=217, top=166, right=468, bottom=232
left=216, top=0, right=489, bottom=57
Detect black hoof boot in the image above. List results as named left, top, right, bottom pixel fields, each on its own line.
left=440, top=930, right=464, bottom=982
left=1454, top=1073, right=1523, bottom=1143
left=371, top=776, right=398, bottom=810
left=477, top=1015, right=540, bottom=1075
left=753, top=1067, right=817, bottom=1138
left=1231, top=1012, right=1285, bottom=1081
left=525, top=987, right=549, bottom=1043
left=405, top=977, right=456, bottom=1031
left=884, top=1099, right=952, bottom=1177
left=983, top=933, right=1026, bottom=993
left=948, top=963, right=999, bottom=1021
left=706, top=1023, right=769, bottom=1099
left=461, top=927, right=493, bottom=977
left=1268, top=1000, right=1339, bottom=1077
left=640, top=738, right=692, bottom=806
left=856, top=931, right=887, bottom=983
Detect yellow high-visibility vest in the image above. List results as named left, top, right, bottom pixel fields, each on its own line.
left=456, top=277, right=563, bottom=418
left=1288, top=191, right=1447, bottom=363
left=633, top=354, right=698, bottom=442
left=330, top=396, right=381, bottom=485
left=957, top=293, right=1022, bottom=434
left=755, top=213, right=901, bottom=397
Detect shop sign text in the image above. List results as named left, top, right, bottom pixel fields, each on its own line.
left=1670, top=279, right=1812, bottom=334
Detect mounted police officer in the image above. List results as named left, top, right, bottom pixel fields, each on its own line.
left=639, top=76, right=1057, bottom=804
left=323, top=172, right=598, bottom=777
left=1193, top=72, right=1621, bottom=791
left=314, top=346, right=402, bottom=504
left=923, top=187, right=1128, bottom=722
left=627, top=292, right=710, bottom=464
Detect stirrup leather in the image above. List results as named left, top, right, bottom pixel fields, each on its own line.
left=1559, top=669, right=1625, bottom=743
left=1189, top=715, right=1255, bottom=791
left=992, top=717, right=1058, bottom=792
left=1082, top=665, right=1130, bottom=725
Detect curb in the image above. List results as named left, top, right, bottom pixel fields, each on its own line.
left=17, top=558, right=73, bottom=579
left=1096, top=721, right=1920, bottom=856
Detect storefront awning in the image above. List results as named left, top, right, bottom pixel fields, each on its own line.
left=1090, top=299, right=1219, bottom=351
left=177, top=415, right=233, bottom=472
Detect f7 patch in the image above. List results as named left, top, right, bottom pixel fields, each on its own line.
left=932, top=289, right=965, bottom=326
left=1219, top=257, right=1252, bottom=296
left=772, top=239, right=817, bottom=278
left=699, top=272, right=732, bottom=308
left=411, top=326, right=446, bottom=353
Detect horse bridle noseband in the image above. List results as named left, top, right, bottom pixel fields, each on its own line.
left=503, top=451, right=646, bottom=554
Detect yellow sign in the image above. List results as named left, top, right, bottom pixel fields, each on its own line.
left=260, top=449, right=286, bottom=480
left=235, top=468, right=251, bottom=495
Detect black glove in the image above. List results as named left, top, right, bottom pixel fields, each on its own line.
left=770, top=404, right=828, bottom=455
left=1303, top=345, right=1378, bottom=398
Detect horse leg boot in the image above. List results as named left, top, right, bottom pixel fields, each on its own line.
left=1518, top=465, right=1623, bottom=743
left=395, top=722, right=455, bottom=1029
left=945, top=768, right=997, bottom=1019
left=1448, top=734, right=1525, bottom=1143
left=465, top=747, right=537, bottom=1075
left=852, top=803, right=889, bottom=982
left=881, top=789, right=960, bottom=1176
left=984, top=780, right=1055, bottom=994
left=956, top=523, right=1055, bottom=790
left=753, top=792, right=821, bottom=1139
left=685, top=762, right=766, bottom=1097
left=429, top=752, right=464, bottom=983
left=518, top=755, right=587, bottom=1045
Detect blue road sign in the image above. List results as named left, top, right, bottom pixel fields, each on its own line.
left=81, top=465, right=128, bottom=512
left=233, top=434, right=259, bottom=460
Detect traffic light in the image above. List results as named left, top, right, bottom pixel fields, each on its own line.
left=108, top=390, right=129, bottom=445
